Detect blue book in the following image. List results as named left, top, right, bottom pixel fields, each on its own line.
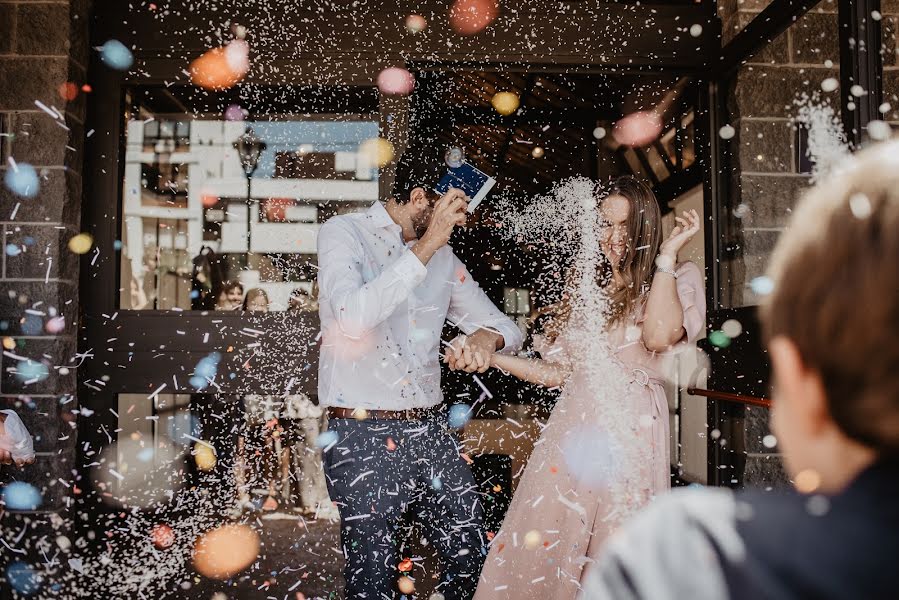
left=433, top=161, right=497, bottom=213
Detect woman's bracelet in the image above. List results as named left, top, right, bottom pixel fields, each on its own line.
left=655, top=265, right=679, bottom=279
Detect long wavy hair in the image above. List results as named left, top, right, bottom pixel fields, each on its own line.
left=539, top=176, right=663, bottom=340
left=598, top=176, right=663, bottom=327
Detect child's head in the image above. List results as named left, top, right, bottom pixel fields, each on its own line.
left=761, top=140, right=899, bottom=489
left=243, top=288, right=270, bottom=312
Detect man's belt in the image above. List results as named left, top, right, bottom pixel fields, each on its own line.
left=327, top=406, right=440, bottom=421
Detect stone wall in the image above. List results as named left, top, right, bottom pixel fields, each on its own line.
left=717, top=0, right=899, bottom=486
left=0, top=0, right=89, bottom=552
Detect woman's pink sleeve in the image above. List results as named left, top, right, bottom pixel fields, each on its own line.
left=676, top=261, right=707, bottom=343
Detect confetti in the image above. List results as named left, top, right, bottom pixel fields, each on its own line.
left=491, top=91, right=520, bottom=116
left=3, top=162, right=40, bottom=198
left=449, top=0, right=499, bottom=35
left=192, top=524, right=260, bottom=579
left=99, top=39, right=133, bottom=70
left=377, top=67, right=415, bottom=96
left=1, top=482, right=42, bottom=510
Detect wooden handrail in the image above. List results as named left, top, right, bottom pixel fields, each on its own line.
left=687, top=388, right=772, bottom=409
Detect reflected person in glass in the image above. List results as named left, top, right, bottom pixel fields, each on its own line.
left=215, top=280, right=244, bottom=311
left=242, top=288, right=269, bottom=312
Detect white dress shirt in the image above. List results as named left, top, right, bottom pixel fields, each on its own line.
left=316, top=201, right=523, bottom=410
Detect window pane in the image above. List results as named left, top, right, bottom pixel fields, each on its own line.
left=723, top=3, right=840, bottom=308
left=880, top=5, right=899, bottom=129
left=119, top=85, right=379, bottom=311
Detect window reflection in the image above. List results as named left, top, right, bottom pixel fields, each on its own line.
left=119, top=86, right=380, bottom=311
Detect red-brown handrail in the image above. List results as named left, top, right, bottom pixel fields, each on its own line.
left=687, top=388, right=772, bottom=409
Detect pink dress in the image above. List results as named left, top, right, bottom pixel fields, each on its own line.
left=474, top=262, right=706, bottom=599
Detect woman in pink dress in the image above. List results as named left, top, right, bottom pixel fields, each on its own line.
left=472, top=176, right=705, bottom=599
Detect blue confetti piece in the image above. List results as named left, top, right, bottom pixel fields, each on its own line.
left=5, top=243, right=22, bottom=256
left=99, top=40, right=133, bottom=71
left=14, top=360, right=49, bottom=383
left=750, top=276, right=775, bottom=296
left=3, top=164, right=40, bottom=198
left=448, top=404, right=471, bottom=429
left=2, top=482, right=43, bottom=511
left=316, top=430, right=338, bottom=449
left=5, top=561, right=42, bottom=595
left=21, top=314, right=43, bottom=336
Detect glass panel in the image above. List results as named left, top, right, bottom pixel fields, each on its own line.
left=119, top=85, right=379, bottom=311
left=714, top=6, right=839, bottom=489
left=880, top=5, right=899, bottom=131
left=725, top=3, right=840, bottom=308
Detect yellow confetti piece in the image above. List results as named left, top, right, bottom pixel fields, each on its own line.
left=68, top=233, right=93, bottom=254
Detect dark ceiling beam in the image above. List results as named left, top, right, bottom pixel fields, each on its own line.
left=653, top=163, right=703, bottom=209
left=653, top=140, right=676, bottom=173
left=111, top=1, right=721, bottom=77
left=633, top=147, right=661, bottom=187
left=415, top=105, right=619, bottom=129
left=718, top=0, right=823, bottom=76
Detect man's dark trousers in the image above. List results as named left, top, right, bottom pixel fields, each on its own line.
left=324, top=414, right=486, bottom=599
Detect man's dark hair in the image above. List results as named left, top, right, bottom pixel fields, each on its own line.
left=392, top=143, right=448, bottom=204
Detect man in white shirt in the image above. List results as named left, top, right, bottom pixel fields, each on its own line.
left=317, top=148, right=523, bottom=599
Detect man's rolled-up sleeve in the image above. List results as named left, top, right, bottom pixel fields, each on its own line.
left=446, top=253, right=523, bottom=353
left=317, top=219, right=426, bottom=339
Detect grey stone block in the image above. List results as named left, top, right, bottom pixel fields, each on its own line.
left=737, top=0, right=778, bottom=11
left=737, top=173, right=811, bottom=227
left=0, top=57, right=69, bottom=111
left=0, top=336, right=77, bottom=395
left=0, top=281, right=78, bottom=337
left=744, top=405, right=777, bottom=453
left=885, top=70, right=899, bottom=115
left=6, top=111, right=83, bottom=169
left=880, top=18, right=898, bottom=69
left=68, top=0, right=91, bottom=68
left=1, top=449, right=76, bottom=509
left=743, top=452, right=790, bottom=489
left=0, top=395, right=77, bottom=453
left=3, top=223, right=79, bottom=280
left=731, top=66, right=840, bottom=119
left=0, top=167, right=81, bottom=224
left=735, top=119, right=796, bottom=173
left=0, top=4, right=14, bottom=55
left=791, top=10, right=840, bottom=65
left=15, top=3, right=70, bottom=56
left=736, top=228, right=782, bottom=304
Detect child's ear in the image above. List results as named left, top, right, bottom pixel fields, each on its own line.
left=770, top=336, right=829, bottom=433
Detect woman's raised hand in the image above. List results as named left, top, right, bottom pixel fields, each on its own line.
left=659, top=209, right=701, bottom=259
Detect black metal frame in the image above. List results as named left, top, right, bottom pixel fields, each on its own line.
left=839, top=0, right=884, bottom=146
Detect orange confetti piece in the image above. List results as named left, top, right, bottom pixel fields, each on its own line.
left=550, top=466, right=558, bottom=474
left=386, top=437, right=397, bottom=451
left=397, top=557, right=413, bottom=572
